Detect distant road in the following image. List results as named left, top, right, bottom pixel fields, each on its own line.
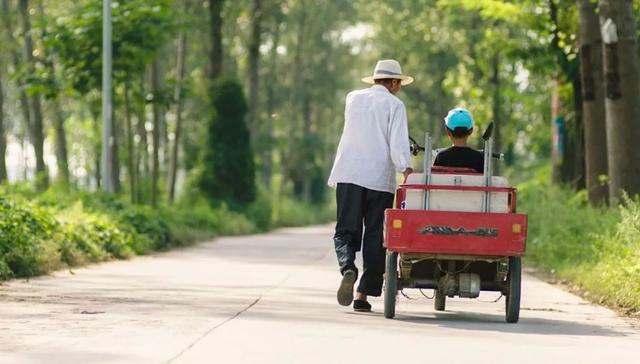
left=1, top=225, right=638, bottom=363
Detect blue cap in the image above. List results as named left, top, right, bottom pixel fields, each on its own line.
left=445, top=108, right=474, bottom=130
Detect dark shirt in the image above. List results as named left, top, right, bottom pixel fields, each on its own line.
left=433, top=146, right=484, bottom=173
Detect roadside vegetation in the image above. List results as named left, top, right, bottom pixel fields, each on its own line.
left=520, top=168, right=640, bottom=315
left=0, top=184, right=333, bottom=281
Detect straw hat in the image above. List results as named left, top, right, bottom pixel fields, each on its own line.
left=362, top=59, right=414, bottom=86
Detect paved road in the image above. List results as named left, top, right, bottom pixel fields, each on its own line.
left=1, top=225, right=639, bottom=364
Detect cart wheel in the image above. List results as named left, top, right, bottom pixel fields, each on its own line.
left=434, top=288, right=446, bottom=311
left=384, top=251, right=398, bottom=319
left=505, top=256, right=521, bottom=323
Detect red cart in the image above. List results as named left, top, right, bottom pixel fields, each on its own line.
left=384, top=125, right=527, bottom=323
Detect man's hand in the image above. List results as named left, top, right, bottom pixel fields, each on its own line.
left=402, top=168, right=414, bottom=182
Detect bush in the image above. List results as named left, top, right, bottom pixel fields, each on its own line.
left=165, top=199, right=257, bottom=241
left=0, top=187, right=257, bottom=281
left=117, top=206, right=174, bottom=251
left=520, top=176, right=640, bottom=312
left=273, top=195, right=334, bottom=228
left=0, top=197, right=60, bottom=279
left=0, top=182, right=333, bottom=281
left=245, top=187, right=274, bottom=231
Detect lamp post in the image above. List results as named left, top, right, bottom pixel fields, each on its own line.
left=101, top=0, right=114, bottom=192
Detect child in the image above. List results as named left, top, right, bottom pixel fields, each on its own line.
left=433, top=108, right=484, bottom=173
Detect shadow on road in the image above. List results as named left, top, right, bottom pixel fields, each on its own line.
left=218, top=284, right=630, bottom=339
left=392, top=310, right=627, bottom=337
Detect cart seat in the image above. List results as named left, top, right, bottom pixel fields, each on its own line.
left=403, top=173, right=510, bottom=213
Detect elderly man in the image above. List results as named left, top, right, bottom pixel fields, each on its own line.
left=328, top=59, right=414, bottom=312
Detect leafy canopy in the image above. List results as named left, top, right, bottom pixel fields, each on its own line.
left=48, top=0, right=176, bottom=93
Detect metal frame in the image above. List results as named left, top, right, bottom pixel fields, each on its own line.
left=422, top=133, right=432, bottom=210
left=482, top=136, right=493, bottom=212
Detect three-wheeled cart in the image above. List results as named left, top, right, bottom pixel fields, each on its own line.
left=384, top=125, right=527, bottom=323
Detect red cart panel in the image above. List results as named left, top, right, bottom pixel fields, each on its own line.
left=385, top=209, right=527, bottom=256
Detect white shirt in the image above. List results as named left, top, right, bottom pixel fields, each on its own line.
left=328, top=85, right=412, bottom=193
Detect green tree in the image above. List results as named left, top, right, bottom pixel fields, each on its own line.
left=198, top=78, right=256, bottom=208
left=49, top=0, right=175, bottom=199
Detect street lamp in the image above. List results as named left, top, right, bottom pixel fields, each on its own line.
left=101, top=0, right=114, bottom=192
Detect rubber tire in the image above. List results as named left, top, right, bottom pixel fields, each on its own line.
left=434, top=288, right=446, bottom=311
left=505, top=256, right=522, bottom=323
left=384, top=251, right=398, bottom=319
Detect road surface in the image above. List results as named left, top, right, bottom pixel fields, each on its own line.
left=1, top=225, right=638, bottom=363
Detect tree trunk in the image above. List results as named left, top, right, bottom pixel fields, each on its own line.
left=280, top=7, right=306, bottom=197
left=598, top=0, right=640, bottom=202
left=86, top=99, right=102, bottom=189
left=169, top=8, right=189, bottom=203
left=133, top=74, right=149, bottom=201
left=35, top=0, right=69, bottom=185
left=578, top=0, right=609, bottom=205
left=150, top=61, right=162, bottom=207
left=92, top=114, right=101, bottom=189
left=301, top=94, right=312, bottom=203
left=563, top=73, right=585, bottom=190
left=161, top=112, right=169, bottom=171
left=262, top=22, right=281, bottom=189
left=156, top=60, right=169, bottom=170
left=135, top=101, right=146, bottom=202
left=0, top=63, right=7, bottom=182
left=248, top=0, right=262, bottom=137
left=137, top=73, right=149, bottom=176
left=124, top=82, right=137, bottom=203
left=551, top=79, right=566, bottom=184
left=52, top=100, right=70, bottom=184
left=18, top=0, right=48, bottom=187
left=112, top=117, right=121, bottom=193
left=2, top=0, right=32, bottom=161
left=209, top=0, right=224, bottom=80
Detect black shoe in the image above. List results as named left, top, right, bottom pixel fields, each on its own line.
left=337, top=270, right=357, bottom=306
left=353, top=299, right=371, bottom=312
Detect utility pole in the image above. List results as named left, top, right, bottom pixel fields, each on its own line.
left=101, top=0, right=114, bottom=192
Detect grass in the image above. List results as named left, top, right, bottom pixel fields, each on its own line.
left=0, top=183, right=334, bottom=281
left=519, top=168, right=640, bottom=315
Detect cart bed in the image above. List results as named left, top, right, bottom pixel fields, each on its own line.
left=385, top=209, right=527, bottom=256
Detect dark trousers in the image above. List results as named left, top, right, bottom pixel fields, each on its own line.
left=333, top=183, right=394, bottom=296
